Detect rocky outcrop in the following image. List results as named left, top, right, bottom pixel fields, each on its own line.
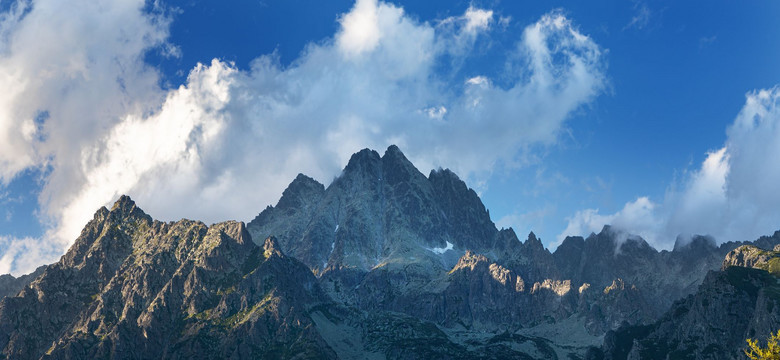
left=594, top=241, right=780, bottom=360
left=722, top=244, right=780, bottom=273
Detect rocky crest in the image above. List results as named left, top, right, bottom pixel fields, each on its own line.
left=3, top=146, right=780, bottom=359
left=594, top=241, right=780, bottom=360
left=0, top=196, right=331, bottom=359
left=245, top=146, right=780, bottom=358
left=722, top=244, right=780, bottom=274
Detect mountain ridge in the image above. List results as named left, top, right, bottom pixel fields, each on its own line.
left=2, top=145, right=779, bottom=359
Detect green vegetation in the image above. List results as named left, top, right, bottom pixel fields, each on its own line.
left=221, top=293, right=276, bottom=328
left=759, top=258, right=780, bottom=277
left=745, top=329, right=780, bottom=360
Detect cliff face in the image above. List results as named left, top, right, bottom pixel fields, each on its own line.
left=595, top=243, right=780, bottom=360
left=247, top=145, right=497, bottom=276
left=245, top=146, right=777, bottom=358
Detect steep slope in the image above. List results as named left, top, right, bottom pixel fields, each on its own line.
left=248, top=146, right=778, bottom=349
left=6, top=145, right=780, bottom=359
left=0, top=196, right=333, bottom=359
left=551, top=228, right=766, bottom=331
left=247, top=145, right=497, bottom=275
left=594, top=243, right=780, bottom=360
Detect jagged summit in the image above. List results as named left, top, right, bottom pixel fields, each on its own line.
left=111, top=194, right=135, bottom=209
left=382, top=144, right=407, bottom=161
left=7, top=146, right=780, bottom=359
left=263, top=235, right=284, bottom=258
left=525, top=231, right=544, bottom=249
left=0, top=196, right=329, bottom=359
left=247, top=144, right=499, bottom=274
left=107, top=194, right=152, bottom=224
left=276, top=173, right=325, bottom=211
left=343, top=147, right=382, bottom=175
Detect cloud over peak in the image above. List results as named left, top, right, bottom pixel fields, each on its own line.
left=0, top=0, right=607, bottom=275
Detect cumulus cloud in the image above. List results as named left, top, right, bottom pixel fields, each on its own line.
left=560, top=87, right=780, bottom=249
left=0, top=0, right=607, bottom=275
left=463, top=7, right=493, bottom=34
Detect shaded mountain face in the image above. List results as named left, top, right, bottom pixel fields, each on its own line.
left=4, top=145, right=780, bottom=359
left=247, top=145, right=497, bottom=276
left=595, top=247, right=780, bottom=360
left=245, top=145, right=780, bottom=356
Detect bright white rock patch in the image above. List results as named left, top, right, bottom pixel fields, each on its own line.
left=429, top=241, right=454, bottom=254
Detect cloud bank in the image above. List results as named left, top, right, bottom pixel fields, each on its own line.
left=0, top=0, right=607, bottom=275
left=561, top=87, right=780, bottom=249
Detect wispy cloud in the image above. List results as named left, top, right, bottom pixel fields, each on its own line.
left=699, top=35, right=717, bottom=49
left=623, top=1, right=651, bottom=31
left=0, top=0, right=607, bottom=275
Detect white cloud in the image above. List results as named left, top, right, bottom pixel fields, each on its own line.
left=624, top=1, right=651, bottom=31
left=337, top=0, right=382, bottom=57
left=0, top=0, right=171, bottom=274
left=557, top=197, right=659, bottom=247
left=0, top=235, right=57, bottom=276
left=560, top=87, right=780, bottom=249
left=0, top=1, right=607, bottom=275
left=463, top=7, right=493, bottom=34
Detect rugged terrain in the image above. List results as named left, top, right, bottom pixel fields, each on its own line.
left=594, top=244, right=780, bottom=359
left=2, top=145, right=779, bottom=359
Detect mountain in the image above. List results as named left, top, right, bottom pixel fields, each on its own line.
left=0, top=196, right=333, bottom=359
left=594, top=241, right=780, bottom=359
left=247, top=145, right=496, bottom=276
left=247, top=146, right=779, bottom=356
left=3, top=145, right=780, bottom=359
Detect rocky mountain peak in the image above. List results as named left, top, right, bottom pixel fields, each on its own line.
left=722, top=244, right=780, bottom=272
left=524, top=231, right=544, bottom=251
left=381, top=144, right=427, bottom=188
left=382, top=144, right=407, bottom=162
left=276, top=173, right=325, bottom=211
left=263, top=236, right=284, bottom=258
left=428, top=167, right=497, bottom=250
left=343, top=148, right=382, bottom=175
left=109, top=194, right=152, bottom=224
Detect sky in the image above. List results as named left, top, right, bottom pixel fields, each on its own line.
left=0, top=0, right=779, bottom=275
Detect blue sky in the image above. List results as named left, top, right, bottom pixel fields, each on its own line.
left=1, top=0, right=779, bottom=275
